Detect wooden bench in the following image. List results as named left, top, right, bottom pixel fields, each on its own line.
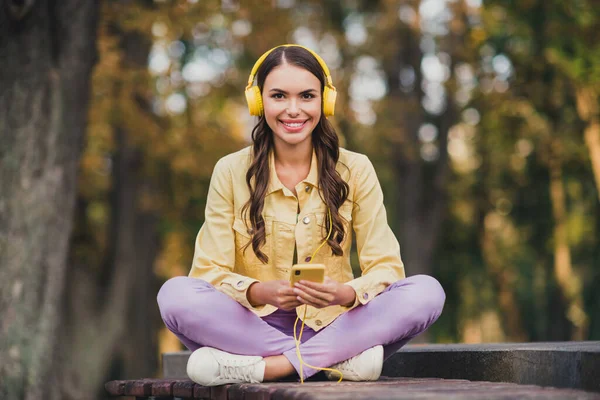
left=104, top=378, right=226, bottom=399
left=105, top=377, right=600, bottom=399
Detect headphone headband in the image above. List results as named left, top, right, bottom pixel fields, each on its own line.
left=245, top=44, right=337, bottom=117
left=245, top=44, right=334, bottom=89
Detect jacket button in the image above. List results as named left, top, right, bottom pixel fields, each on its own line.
left=363, top=292, right=369, bottom=300
left=302, top=216, right=311, bottom=224
left=315, top=320, right=322, bottom=326
left=305, top=185, right=311, bottom=193
left=305, top=256, right=312, bottom=262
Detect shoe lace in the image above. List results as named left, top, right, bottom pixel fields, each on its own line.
left=220, top=361, right=256, bottom=382
left=335, top=356, right=354, bottom=371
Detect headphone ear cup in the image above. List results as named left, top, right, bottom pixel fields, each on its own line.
left=322, top=86, right=337, bottom=117
left=245, top=86, right=264, bottom=116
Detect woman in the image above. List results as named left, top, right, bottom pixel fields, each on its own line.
left=157, top=44, right=445, bottom=386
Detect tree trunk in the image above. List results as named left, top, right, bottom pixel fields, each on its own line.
left=479, top=214, right=527, bottom=341
left=547, top=139, right=588, bottom=340
left=0, top=1, right=99, bottom=399
left=584, top=121, right=600, bottom=200
left=575, top=87, right=600, bottom=201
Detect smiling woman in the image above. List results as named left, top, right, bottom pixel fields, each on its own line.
left=157, top=44, right=445, bottom=387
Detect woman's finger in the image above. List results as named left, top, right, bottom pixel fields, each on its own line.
left=295, top=290, right=329, bottom=308
left=294, top=284, right=334, bottom=303
left=279, top=297, right=300, bottom=308
left=278, top=286, right=297, bottom=296
left=297, top=296, right=327, bottom=309
left=280, top=302, right=301, bottom=311
left=296, top=280, right=327, bottom=291
left=279, top=294, right=299, bottom=304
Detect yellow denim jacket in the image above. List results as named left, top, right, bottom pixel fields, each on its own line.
left=188, top=146, right=406, bottom=331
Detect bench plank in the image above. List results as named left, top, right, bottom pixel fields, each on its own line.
left=192, top=382, right=211, bottom=399
left=209, top=384, right=230, bottom=400
left=105, top=380, right=127, bottom=396
left=172, top=380, right=195, bottom=398
left=151, top=379, right=189, bottom=396
left=125, top=379, right=153, bottom=397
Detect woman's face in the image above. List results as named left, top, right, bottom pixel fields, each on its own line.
left=262, top=63, right=322, bottom=149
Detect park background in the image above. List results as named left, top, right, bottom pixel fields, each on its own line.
left=1, top=0, right=599, bottom=399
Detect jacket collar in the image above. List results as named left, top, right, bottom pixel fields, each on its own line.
left=267, top=147, right=319, bottom=196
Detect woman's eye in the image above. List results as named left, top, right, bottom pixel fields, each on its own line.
left=270, top=93, right=316, bottom=100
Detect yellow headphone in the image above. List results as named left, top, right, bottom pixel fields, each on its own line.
left=245, top=44, right=337, bottom=117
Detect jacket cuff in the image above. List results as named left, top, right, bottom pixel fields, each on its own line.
left=341, top=284, right=361, bottom=309
left=219, top=276, right=263, bottom=311
left=344, top=277, right=385, bottom=307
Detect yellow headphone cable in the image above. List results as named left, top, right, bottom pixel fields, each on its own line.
left=292, top=208, right=343, bottom=383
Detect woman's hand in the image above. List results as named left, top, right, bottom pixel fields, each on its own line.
left=247, top=280, right=302, bottom=311
left=293, top=277, right=356, bottom=308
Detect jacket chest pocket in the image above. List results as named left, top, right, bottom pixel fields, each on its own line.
left=233, top=217, right=272, bottom=268
left=315, top=205, right=352, bottom=245
left=313, top=207, right=352, bottom=280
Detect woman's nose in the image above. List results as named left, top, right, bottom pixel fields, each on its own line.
left=286, top=99, right=299, bottom=115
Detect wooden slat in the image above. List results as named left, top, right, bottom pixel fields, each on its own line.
left=227, top=383, right=252, bottom=400
left=104, top=380, right=127, bottom=396
left=173, top=380, right=196, bottom=398
left=193, top=383, right=212, bottom=399
left=241, top=384, right=281, bottom=400
left=209, top=384, right=231, bottom=400
left=124, top=379, right=153, bottom=397
left=151, top=379, right=189, bottom=396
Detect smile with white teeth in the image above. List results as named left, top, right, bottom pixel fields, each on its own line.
left=282, top=121, right=305, bottom=127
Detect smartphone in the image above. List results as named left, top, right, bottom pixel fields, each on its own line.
left=290, top=263, right=326, bottom=286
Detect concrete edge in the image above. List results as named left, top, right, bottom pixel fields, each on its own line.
left=382, top=342, right=600, bottom=393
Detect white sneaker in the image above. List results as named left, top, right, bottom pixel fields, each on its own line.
left=324, top=345, right=384, bottom=381
left=186, top=347, right=266, bottom=386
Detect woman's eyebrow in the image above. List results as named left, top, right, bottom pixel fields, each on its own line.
left=268, top=88, right=319, bottom=94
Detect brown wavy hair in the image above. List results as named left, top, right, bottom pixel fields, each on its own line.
left=241, top=46, right=350, bottom=264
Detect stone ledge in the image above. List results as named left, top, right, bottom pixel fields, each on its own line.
left=163, top=342, right=600, bottom=393
left=382, top=341, right=600, bottom=393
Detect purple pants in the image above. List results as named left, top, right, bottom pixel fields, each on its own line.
left=157, top=275, right=445, bottom=380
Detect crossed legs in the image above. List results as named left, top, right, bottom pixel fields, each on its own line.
left=157, top=275, right=445, bottom=380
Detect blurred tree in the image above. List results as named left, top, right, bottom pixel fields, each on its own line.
left=0, top=1, right=99, bottom=399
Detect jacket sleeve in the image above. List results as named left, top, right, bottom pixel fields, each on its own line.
left=343, top=154, right=406, bottom=308
left=188, top=157, right=266, bottom=312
